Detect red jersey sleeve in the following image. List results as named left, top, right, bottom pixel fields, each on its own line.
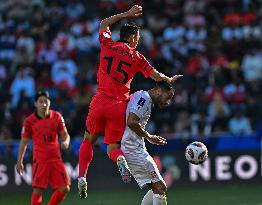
left=136, top=53, right=154, bottom=78
left=57, top=112, right=66, bottom=134
left=99, top=29, right=114, bottom=47
left=21, top=118, right=32, bottom=138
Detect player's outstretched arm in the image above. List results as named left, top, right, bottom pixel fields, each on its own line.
left=16, top=137, right=30, bottom=176
left=99, top=5, right=142, bottom=32
left=150, top=69, right=183, bottom=84
left=60, top=128, right=70, bottom=150
left=127, top=113, right=167, bottom=145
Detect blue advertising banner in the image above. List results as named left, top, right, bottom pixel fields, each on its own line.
left=0, top=135, right=261, bottom=192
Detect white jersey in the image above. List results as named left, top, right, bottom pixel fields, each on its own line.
left=122, top=90, right=152, bottom=152
left=121, top=90, right=163, bottom=189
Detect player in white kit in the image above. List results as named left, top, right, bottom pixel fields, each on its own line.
left=121, top=81, right=175, bottom=205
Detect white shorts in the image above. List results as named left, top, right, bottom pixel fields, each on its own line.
left=122, top=146, right=164, bottom=189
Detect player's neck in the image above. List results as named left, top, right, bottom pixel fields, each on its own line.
left=148, top=90, right=155, bottom=103
left=118, top=39, right=130, bottom=46
left=36, top=110, right=50, bottom=119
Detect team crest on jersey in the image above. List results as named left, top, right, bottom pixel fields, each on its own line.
left=103, top=32, right=111, bottom=38
left=137, top=97, right=146, bottom=109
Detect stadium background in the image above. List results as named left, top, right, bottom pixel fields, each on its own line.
left=0, top=0, right=261, bottom=204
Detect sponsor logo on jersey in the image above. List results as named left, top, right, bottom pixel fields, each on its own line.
left=137, top=97, right=146, bottom=109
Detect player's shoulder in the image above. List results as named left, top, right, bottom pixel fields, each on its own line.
left=23, top=112, right=37, bottom=126
left=51, top=110, right=66, bottom=124
left=134, top=50, right=146, bottom=60
left=50, top=110, right=63, bottom=119
left=25, top=112, right=36, bottom=122
left=134, top=90, right=150, bottom=98
left=131, top=91, right=151, bottom=105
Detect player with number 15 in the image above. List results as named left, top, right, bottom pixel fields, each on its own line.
left=78, top=5, right=182, bottom=198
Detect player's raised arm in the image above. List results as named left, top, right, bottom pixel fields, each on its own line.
left=127, top=112, right=167, bottom=145
left=60, top=128, right=70, bottom=150
left=16, top=137, right=30, bottom=176
left=150, top=68, right=183, bottom=84
left=99, top=5, right=142, bottom=32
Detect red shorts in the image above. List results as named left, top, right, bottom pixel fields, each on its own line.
left=86, top=94, right=128, bottom=145
left=32, top=160, right=70, bottom=189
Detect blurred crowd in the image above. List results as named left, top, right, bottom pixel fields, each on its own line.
left=0, top=0, right=262, bottom=142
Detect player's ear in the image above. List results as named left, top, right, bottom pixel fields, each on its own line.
left=129, top=34, right=135, bottom=42
left=156, top=87, right=162, bottom=95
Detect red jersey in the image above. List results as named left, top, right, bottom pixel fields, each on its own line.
left=21, top=110, right=66, bottom=163
left=97, top=29, right=154, bottom=101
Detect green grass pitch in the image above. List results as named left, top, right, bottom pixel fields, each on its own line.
left=1, top=184, right=261, bottom=205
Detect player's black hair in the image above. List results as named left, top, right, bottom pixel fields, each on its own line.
left=120, top=23, right=140, bottom=41
left=155, top=81, right=175, bottom=92
left=35, top=91, right=50, bottom=102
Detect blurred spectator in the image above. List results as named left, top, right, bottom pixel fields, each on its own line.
left=0, top=24, right=17, bottom=63
left=36, top=41, right=58, bottom=65
left=46, top=1, right=65, bottom=32
left=14, top=101, right=31, bottom=125
left=51, top=51, right=77, bottom=90
left=0, top=64, right=7, bottom=86
left=0, top=123, right=12, bottom=141
left=173, top=83, right=189, bottom=110
left=52, top=30, right=76, bottom=54
left=172, top=111, right=191, bottom=137
left=246, top=81, right=262, bottom=121
left=11, top=33, right=35, bottom=70
left=224, top=78, right=246, bottom=108
left=184, top=0, right=206, bottom=14
left=241, top=48, right=262, bottom=82
left=30, top=5, right=49, bottom=41
left=147, top=12, right=168, bottom=36
left=10, top=68, right=35, bottom=108
left=16, top=30, right=35, bottom=57
left=36, top=69, right=54, bottom=90
left=5, top=0, right=29, bottom=21
left=185, top=53, right=209, bottom=76
left=191, top=111, right=211, bottom=137
left=228, top=110, right=253, bottom=135
left=207, top=93, right=230, bottom=133
left=65, top=0, right=86, bottom=21
left=162, top=22, right=187, bottom=58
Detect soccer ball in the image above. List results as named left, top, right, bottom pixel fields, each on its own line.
left=185, top=141, right=208, bottom=165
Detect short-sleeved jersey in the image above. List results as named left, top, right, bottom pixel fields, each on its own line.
left=21, top=110, right=66, bottom=163
left=122, top=91, right=152, bottom=150
left=97, top=29, right=154, bottom=101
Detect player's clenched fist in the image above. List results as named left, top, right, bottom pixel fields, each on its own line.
left=16, top=162, right=24, bottom=176
left=125, top=5, right=142, bottom=17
